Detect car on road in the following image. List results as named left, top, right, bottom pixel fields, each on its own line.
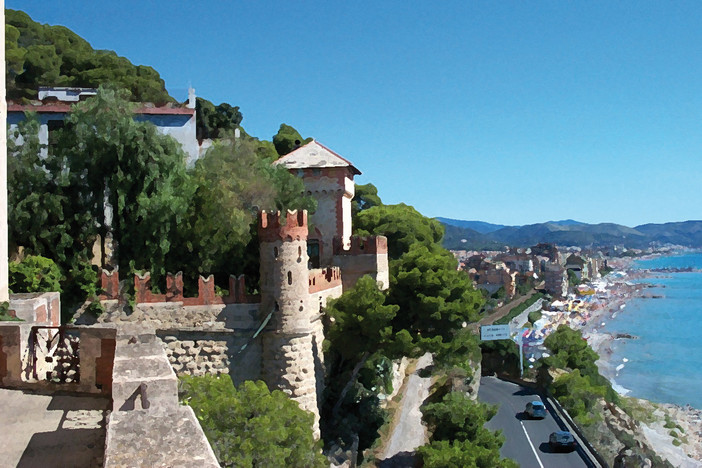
left=549, top=430, right=577, bottom=452
left=524, top=400, right=547, bottom=419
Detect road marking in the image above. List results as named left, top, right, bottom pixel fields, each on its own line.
left=520, top=421, right=545, bottom=468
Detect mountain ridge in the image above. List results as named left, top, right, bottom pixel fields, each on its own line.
left=439, top=218, right=702, bottom=250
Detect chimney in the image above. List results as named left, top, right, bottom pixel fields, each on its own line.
left=187, top=87, right=196, bottom=109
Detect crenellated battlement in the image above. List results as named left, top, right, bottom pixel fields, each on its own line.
left=258, top=210, right=308, bottom=242
left=308, top=267, right=342, bottom=293
left=100, top=270, right=260, bottom=305
left=333, top=235, right=388, bottom=256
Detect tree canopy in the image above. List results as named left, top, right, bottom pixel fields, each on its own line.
left=351, top=182, right=383, bottom=218
left=272, top=123, right=312, bottom=156
left=419, top=392, right=517, bottom=468
left=8, top=87, right=191, bottom=315
left=169, top=136, right=316, bottom=287
left=179, top=376, right=327, bottom=468
left=354, top=203, right=445, bottom=260
left=195, top=97, right=243, bottom=141
left=6, top=9, right=172, bottom=102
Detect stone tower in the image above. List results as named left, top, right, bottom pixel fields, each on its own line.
left=258, top=210, right=323, bottom=436
left=272, top=141, right=360, bottom=265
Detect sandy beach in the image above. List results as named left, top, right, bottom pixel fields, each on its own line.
left=570, top=257, right=702, bottom=466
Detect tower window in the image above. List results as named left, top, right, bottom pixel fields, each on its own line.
left=307, top=240, right=320, bottom=269
left=287, top=271, right=293, bottom=285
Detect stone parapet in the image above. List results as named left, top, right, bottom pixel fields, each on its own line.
left=258, top=210, right=308, bottom=242
left=101, top=270, right=259, bottom=305
left=105, top=324, right=220, bottom=467
left=111, top=325, right=178, bottom=412
left=104, top=406, right=220, bottom=468
left=0, top=323, right=115, bottom=394
left=308, top=267, right=342, bottom=293
left=333, top=235, right=388, bottom=256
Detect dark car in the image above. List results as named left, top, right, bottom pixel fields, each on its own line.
left=524, top=400, right=547, bottom=419
left=549, top=431, right=577, bottom=452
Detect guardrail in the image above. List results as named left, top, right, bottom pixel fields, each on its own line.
left=544, top=395, right=608, bottom=468
left=494, top=374, right=608, bottom=468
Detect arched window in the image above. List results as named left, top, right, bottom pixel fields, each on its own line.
left=287, top=271, right=293, bottom=285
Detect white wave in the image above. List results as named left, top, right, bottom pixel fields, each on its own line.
left=610, top=380, right=631, bottom=396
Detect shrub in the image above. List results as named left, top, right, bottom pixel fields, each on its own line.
left=9, top=255, right=62, bottom=293
left=418, top=439, right=518, bottom=468
left=179, top=376, right=326, bottom=468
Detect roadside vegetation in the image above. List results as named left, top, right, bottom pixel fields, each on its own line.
left=538, top=325, right=672, bottom=466
left=418, top=390, right=517, bottom=468
left=322, top=188, right=493, bottom=463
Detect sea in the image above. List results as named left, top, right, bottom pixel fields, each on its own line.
left=602, top=252, right=702, bottom=409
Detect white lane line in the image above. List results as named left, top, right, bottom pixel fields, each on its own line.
left=520, top=421, right=545, bottom=468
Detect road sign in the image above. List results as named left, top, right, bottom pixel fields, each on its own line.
left=480, top=325, right=511, bottom=341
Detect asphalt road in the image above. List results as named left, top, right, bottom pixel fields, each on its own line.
left=478, top=376, right=593, bottom=468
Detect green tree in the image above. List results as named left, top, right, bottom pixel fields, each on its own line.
left=8, top=88, right=192, bottom=317
left=195, top=97, right=243, bottom=140
left=326, top=276, right=399, bottom=366
left=542, top=324, right=600, bottom=377
left=170, top=137, right=316, bottom=288
left=386, top=244, right=483, bottom=354
left=272, top=123, right=312, bottom=156
left=418, top=439, right=517, bottom=468
left=6, top=9, right=173, bottom=102
left=5, top=24, right=26, bottom=98
left=354, top=204, right=444, bottom=260
left=351, top=183, right=382, bottom=218
left=53, top=86, right=192, bottom=278
left=322, top=276, right=401, bottom=452
left=422, top=392, right=500, bottom=447
left=418, top=392, right=517, bottom=468
left=179, top=376, right=327, bottom=468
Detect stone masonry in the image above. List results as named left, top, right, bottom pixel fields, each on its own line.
left=258, top=210, right=324, bottom=437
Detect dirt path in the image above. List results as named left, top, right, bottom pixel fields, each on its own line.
left=378, top=353, right=432, bottom=467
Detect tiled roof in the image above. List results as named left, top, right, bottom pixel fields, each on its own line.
left=273, top=140, right=361, bottom=175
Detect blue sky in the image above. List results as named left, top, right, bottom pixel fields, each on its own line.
left=9, top=1, right=702, bottom=227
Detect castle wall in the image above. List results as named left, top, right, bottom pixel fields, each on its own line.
left=84, top=300, right=265, bottom=384
left=259, top=210, right=323, bottom=436
left=158, top=331, right=262, bottom=385
left=333, top=236, right=390, bottom=291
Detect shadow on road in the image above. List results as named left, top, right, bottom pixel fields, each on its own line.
left=512, top=387, right=539, bottom=397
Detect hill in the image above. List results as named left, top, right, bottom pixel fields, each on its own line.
left=6, top=9, right=173, bottom=102
left=435, top=217, right=508, bottom=234
left=440, top=218, right=702, bottom=250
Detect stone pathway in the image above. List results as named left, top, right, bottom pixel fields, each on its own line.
left=378, top=353, right=432, bottom=467
left=0, top=388, right=109, bottom=467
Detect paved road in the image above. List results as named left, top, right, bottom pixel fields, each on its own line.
left=479, top=376, right=592, bottom=468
